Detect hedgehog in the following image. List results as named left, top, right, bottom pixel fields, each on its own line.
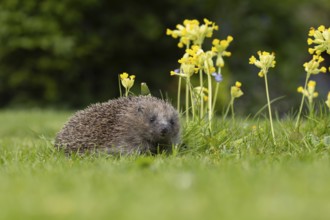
left=55, top=96, right=180, bottom=155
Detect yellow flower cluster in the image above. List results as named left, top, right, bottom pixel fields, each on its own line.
left=249, top=51, right=276, bottom=77
left=306, top=25, right=330, bottom=75
left=297, top=80, right=318, bottom=103
left=170, top=51, right=199, bottom=77
left=120, top=72, right=135, bottom=96
left=212, top=36, right=233, bottom=67
left=303, top=55, right=327, bottom=76
left=172, top=39, right=234, bottom=78
left=248, top=50, right=276, bottom=143
left=166, top=19, right=218, bottom=48
left=186, top=45, right=215, bottom=73
left=295, top=26, right=329, bottom=128
left=231, top=81, right=244, bottom=98
left=168, top=19, right=234, bottom=78
left=224, top=81, right=244, bottom=120
left=167, top=18, right=235, bottom=126
left=171, top=43, right=230, bottom=78
left=307, top=25, right=330, bottom=55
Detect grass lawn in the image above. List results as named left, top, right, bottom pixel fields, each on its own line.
left=1, top=110, right=330, bottom=220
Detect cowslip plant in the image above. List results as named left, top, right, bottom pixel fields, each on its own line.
left=307, top=25, right=330, bottom=55
left=119, top=72, right=136, bottom=97
left=249, top=51, right=276, bottom=145
left=294, top=25, right=330, bottom=129
left=297, top=80, right=319, bottom=118
left=224, top=81, right=244, bottom=119
left=170, top=48, right=199, bottom=121
left=166, top=19, right=218, bottom=48
left=167, top=19, right=218, bottom=118
left=295, top=56, right=326, bottom=128
left=167, top=19, right=234, bottom=131
left=211, top=36, right=232, bottom=114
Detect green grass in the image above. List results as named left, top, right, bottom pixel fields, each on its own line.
left=1, top=110, right=330, bottom=220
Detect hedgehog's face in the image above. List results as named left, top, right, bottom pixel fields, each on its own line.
left=138, top=103, right=180, bottom=146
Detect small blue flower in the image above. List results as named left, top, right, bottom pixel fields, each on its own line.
left=211, top=72, right=223, bottom=83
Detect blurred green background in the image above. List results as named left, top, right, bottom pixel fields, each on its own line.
left=0, top=0, right=329, bottom=114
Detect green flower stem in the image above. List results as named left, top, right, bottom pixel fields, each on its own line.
left=212, top=82, right=220, bottom=114
left=212, top=67, right=221, bottom=114
left=183, top=43, right=190, bottom=121
left=295, top=74, right=309, bottom=130
left=177, top=77, right=182, bottom=113
left=188, top=77, right=195, bottom=120
left=199, top=69, right=204, bottom=119
left=223, top=97, right=235, bottom=119
left=207, top=71, right=213, bottom=131
left=230, top=98, right=235, bottom=120
left=186, top=77, right=190, bottom=122
left=308, top=100, right=314, bottom=119
left=264, top=73, right=276, bottom=145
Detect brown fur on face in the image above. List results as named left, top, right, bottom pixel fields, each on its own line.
left=55, top=96, right=180, bottom=155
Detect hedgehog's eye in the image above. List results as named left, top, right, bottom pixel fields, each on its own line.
left=169, top=118, right=175, bottom=125
left=149, top=115, right=156, bottom=123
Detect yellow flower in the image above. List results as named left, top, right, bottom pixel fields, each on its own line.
left=177, top=53, right=198, bottom=77
left=120, top=72, right=129, bottom=80
left=231, top=81, right=244, bottom=98
left=297, top=86, right=304, bottom=93
left=172, top=44, right=216, bottom=78
left=120, top=72, right=135, bottom=90
left=166, top=18, right=218, bottom=48
left=249, top=56, right=257, bottom=64
left=249, top=51, right=276, bottom=77
left=212, top=36, right=233, bottom=67
left=325, top=92, right=330, bottom=109
left=186, top=45, right=203, bottom=67
left=185, top=45, right=216, bottom=74
left=307, top=80, right=318, bottom=97
left=308, top=80, right=316, bottom=88
left=170, top=70, right=177, bottom=76
left=166, top=29, right=178, bottom=38
left=307, top=25, right=330, bottom=55
left=202, top=51, right=216, bottom=74
left=170, top=53, right=198, bottom=78
left=297, top=87, right=308, bottom=97
left=303, top=55, right=327, bottom=76
left=297, top=80, right=318, bottom=103
left=166, top=20, right=198, bottom=48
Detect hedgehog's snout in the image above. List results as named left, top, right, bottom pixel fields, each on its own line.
left=161, top=127, right=169, bottom=136
left=158, top=120, right=172, bottom=137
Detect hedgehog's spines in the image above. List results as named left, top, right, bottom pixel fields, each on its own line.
left=55, top=96, right=180, bottom=155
